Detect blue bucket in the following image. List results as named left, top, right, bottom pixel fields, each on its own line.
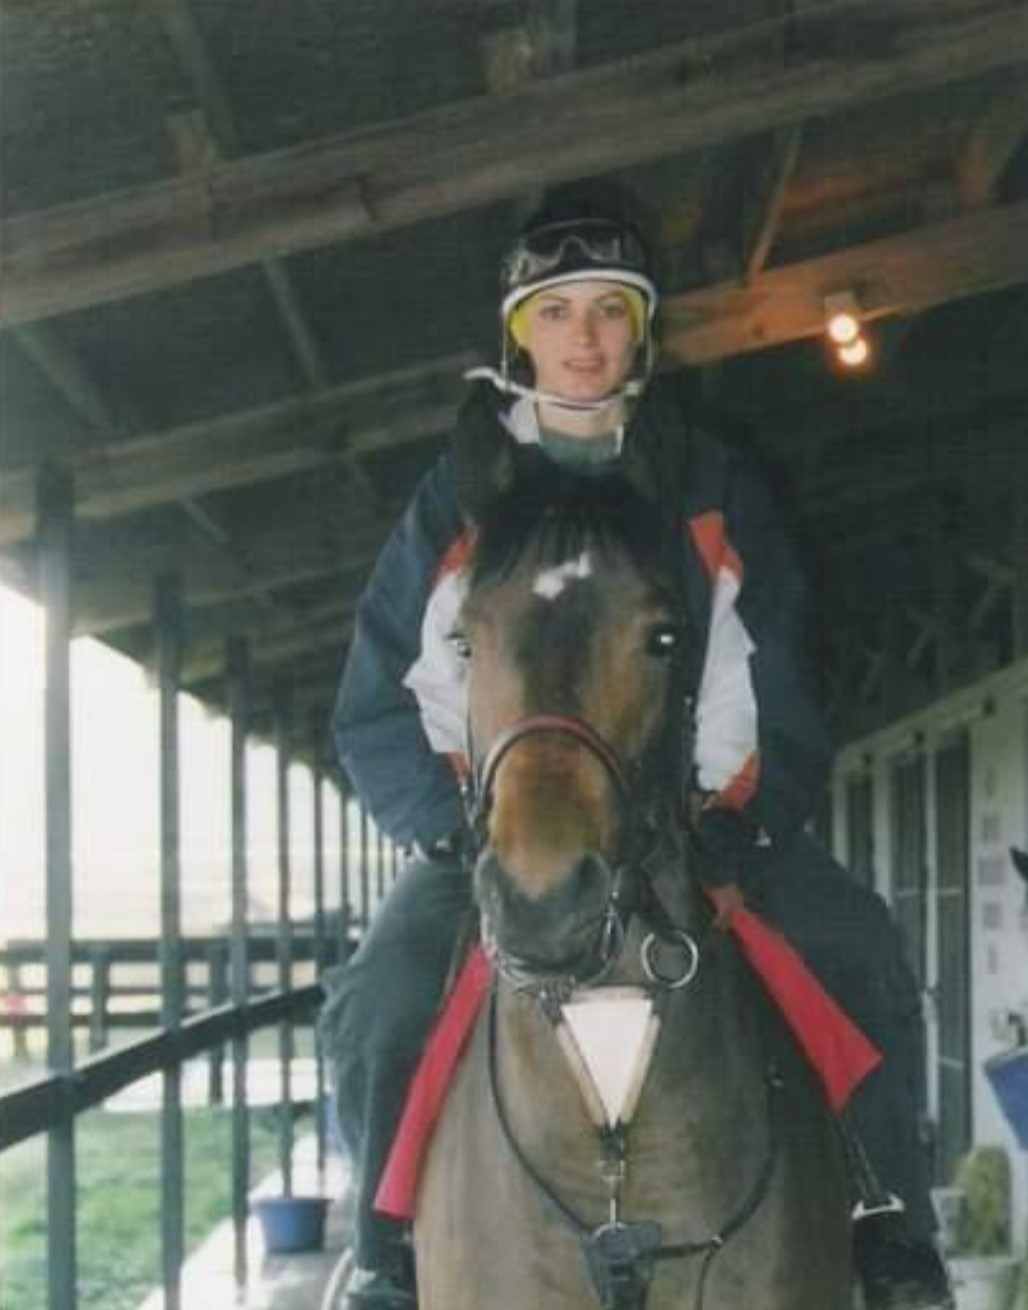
left=254, top=1195, right=329, bottom=1254
left=983, top=1046, right=1028, bottom=1150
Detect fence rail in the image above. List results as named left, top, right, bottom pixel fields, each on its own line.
left=0, top=983, right=323, bottom=1152
left=0, top=927, right=345, bottom=1055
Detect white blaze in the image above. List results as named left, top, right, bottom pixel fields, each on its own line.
left=532, top=550, right=593, bottom=600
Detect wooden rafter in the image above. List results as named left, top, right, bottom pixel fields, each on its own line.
left=4, top=1, right=1026, bottom=325
left=954, top=69, right=1028, bottom=208
left=0, top=354, right=471, bottom=546
left=742, top=124, right=803, bottom=281
left=661, top=197, right=1028, bottom=362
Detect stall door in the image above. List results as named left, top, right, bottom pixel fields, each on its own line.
left=889, top=754, right=928, bottom=987
left=846, top=774, right=875, bottom=888
left=934, top=731, right=972, bottom=1181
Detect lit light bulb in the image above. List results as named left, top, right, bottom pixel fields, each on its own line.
left=837, top=335, right=870, bottom=368
left=827, top=309, right=860, bottom=346
left=823, top=291, right=862, bottom=346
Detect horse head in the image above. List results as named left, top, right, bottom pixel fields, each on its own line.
left=457, top=459, right=693, bottom=989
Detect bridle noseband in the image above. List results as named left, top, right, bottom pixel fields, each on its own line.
left=466, top=712, right=673, bottom=994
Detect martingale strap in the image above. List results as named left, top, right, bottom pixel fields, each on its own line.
left=487, top=990, right=784, bottom=1310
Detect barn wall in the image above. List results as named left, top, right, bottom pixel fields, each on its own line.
left=833, top=656, right=1028, bottom=1249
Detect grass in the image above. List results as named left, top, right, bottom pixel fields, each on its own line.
left=0, top=1092, right=298, bottom=1310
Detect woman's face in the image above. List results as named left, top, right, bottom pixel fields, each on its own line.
left=518, top=280, right=639, bottom=404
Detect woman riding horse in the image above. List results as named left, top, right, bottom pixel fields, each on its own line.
left=415, top=463, right=853, bottom=1310
left=320, top=183, right=953, bottom=1310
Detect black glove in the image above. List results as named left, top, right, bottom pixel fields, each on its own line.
left=689, top=805, right=758, bottom=888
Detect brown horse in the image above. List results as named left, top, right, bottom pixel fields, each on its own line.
left=414, top=466, right=853, bottom=1309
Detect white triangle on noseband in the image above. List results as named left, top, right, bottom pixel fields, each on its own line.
left=558, top=989, right=660, bottom=1129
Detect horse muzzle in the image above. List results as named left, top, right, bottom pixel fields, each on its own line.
left=476, top=849, right=625, bottom=990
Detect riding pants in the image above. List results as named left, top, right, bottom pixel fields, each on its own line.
left=318, top=834, right=934, bottom=1266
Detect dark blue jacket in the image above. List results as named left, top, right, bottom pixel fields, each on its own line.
left=333, top=377, right=830, bottom=860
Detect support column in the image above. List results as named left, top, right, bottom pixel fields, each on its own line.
left=273, top=684, right=294, bottom=1195
left=155, top=572, right=185, bottom=1310
left=338, top=784, right=351, bottom=960
left=226, top=636, right=251, bottom=1289
left=359, top=804, right=370, bottom=929
left=310, top=715, right=327, bottom=1173
left=1013, top=466, right=1028, bottom=659
left=39, top=463, right=76, bottom=1310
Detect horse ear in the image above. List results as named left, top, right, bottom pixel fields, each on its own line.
left=451, top=384, right=521, bottom=523
left=1011, top=846, right=1028, bottom=885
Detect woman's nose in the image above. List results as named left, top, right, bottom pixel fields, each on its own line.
left=573, top=311, right=598, bottom=344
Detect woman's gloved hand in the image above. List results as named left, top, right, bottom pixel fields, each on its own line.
left=689, top=802, right=758, bottom=890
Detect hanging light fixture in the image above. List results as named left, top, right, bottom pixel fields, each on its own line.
left=837, top=336, right=870, bottom=368
left=823, top=291, right=871, bottom=371
left=824, top=291, right=861, bottom=345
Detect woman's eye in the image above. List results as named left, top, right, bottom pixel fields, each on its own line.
left=645, top=624, right=680, bottom=657
left=448, top=631, right=472, bottom=660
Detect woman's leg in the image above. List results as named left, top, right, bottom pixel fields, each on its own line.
left=742, top=834, right=934, bottom=1237
left=319, top=851, right=473, bottom=1268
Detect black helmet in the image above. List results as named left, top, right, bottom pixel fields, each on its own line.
left=500, top=192, right=658, bottom=326
left=488, top=186, right=659, bottom=404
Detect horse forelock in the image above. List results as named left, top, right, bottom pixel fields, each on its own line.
left=467, top=469, right=676, bottom=594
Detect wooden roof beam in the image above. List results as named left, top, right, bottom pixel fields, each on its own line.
left=661, top=196, right=1028, bottom=363
left=954, top=70, right=1028, bottom=208
left=0, top=353, right=470, bottom=546
left=742, top=125, right=804, bottom=282
left=4, top=0, right=1026, bottom=325
left=69, top=507, right=389, bottom=636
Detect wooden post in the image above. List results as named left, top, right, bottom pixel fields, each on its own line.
left=155, top=572, right=184, bottom=1310
left=88, top=947, right=111, bottom=1054
left=226, top=636, right=251, bottom=1290
left=338, top=784, right=352, bottom=961
left=38, top=463, right=76, bottom=1310
left=359, top=804, right=370, bottom=929
left=1013, top=465, right=1028, bottom=658
left=273, top=683, right=294, bottom=1196
left=310, top=716, right=327, bottom=1174
left=206, top=941, right=227, bottom=1105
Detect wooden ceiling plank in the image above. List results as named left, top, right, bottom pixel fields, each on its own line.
left=4, top=1, right=1026, bottom=325
left=72, top=513, right=388, bottom=637
left=179, top=593, right=358, bottom=684
left=743, top=124, right=804, bottom=282
left=955, top=72, right=1028, bottom=209
left=0, top=354, right=471, bottom=545
left=662, top=197, right=1028, bottom=362
left=12, top=325, right=123, bottom=435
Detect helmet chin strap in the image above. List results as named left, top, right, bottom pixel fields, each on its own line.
left=464, top=365, right=646, bottom=414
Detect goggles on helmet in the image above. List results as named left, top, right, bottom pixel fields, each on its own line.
left=502, top=218, right=650, bottom=294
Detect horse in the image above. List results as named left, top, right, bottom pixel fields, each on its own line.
left=412, top=460, right=854, bottom=1310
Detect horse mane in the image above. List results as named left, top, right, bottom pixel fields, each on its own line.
left=468, top=462, right=679, bottom=592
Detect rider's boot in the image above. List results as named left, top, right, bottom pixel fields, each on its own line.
left=853, top=1200, right=954, bottom=1310
left=839, top=1112, right=954, bottom=1310
left=344, top=1236, right=417, bottom=1309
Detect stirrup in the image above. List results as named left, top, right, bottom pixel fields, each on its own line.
left=853, top=1193, right=906, bottom=1222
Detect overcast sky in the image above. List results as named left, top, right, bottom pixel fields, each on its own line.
left=0, top=583, right=347, bottom=941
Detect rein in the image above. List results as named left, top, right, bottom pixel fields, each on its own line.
left=470, top=712, right=779, bottom=1309
left=487, top=947, right=783, bottom=1310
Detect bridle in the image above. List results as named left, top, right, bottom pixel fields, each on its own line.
left=464, top=711, right=781, bottom=1310
left=467, top=712, right=704, bottom=994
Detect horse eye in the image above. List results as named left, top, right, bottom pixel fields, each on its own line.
left=646, top=624, right=680, bottom=657
left=448, top=630, right=472, bottom=660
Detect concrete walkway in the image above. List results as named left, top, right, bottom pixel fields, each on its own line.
left=136, top=1136, right=352, bottom=1310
